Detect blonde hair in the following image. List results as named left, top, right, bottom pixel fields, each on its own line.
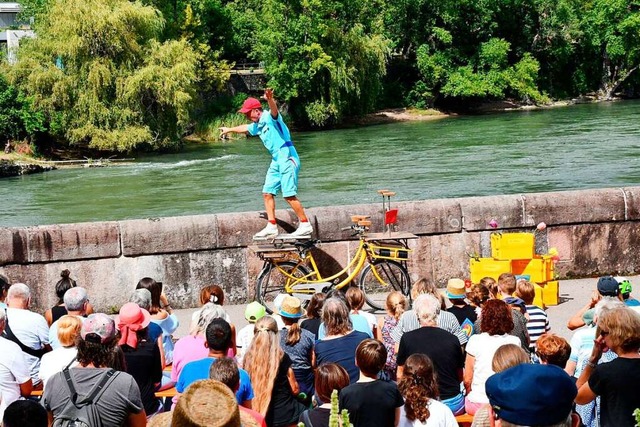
left=385, top=291, right=407, bottom=320
left=491, top=344, right=529, bottom=372
left=57, top=315, right=83, bottom=348
left=243, top=316, right=283, bottom=415
left=597, top=307, right=640, bottom=352
left=498, top=273, right=516, bottom=295
left=515, top=280, right=536, bottom=305
left=410, top=278, right=445, bottom=309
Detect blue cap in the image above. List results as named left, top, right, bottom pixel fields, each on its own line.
left=486, top=364, right=577, bottom=426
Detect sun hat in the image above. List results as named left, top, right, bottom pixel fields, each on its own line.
left=446, top=278, right=466, bottom=299
left=81, top=313, right=116, bottom=344
left=279, top=296, right=303, bottom=319
left=486, top=364, right=577, bottom=426
left=238, top=97, right=262, bottom=114
left=148, top=380, right=241, bottom=427
left=245, top=301, right=266, bottom=323
left=273, top=293, right=287, bottom=312
left=116, top=302, right=151, bottom=348
left=597, top=275, right=620, bottom=297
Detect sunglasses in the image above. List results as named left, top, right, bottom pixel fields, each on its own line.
left=600, top=330, right=610, bottom=337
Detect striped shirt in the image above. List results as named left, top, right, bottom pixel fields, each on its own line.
left=390, top=309, right=468, bottom=345
left=525, top=304, right=550, bottom=350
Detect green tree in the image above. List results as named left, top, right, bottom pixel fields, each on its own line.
left=0, top=73, right=46, bottom=141
left=8, top=0, right=199, bottom=152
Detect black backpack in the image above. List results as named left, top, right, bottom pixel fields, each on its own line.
left=52, top=366, right=118, bottom=427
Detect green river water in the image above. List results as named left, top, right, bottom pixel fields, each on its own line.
left=2, top=100, right=640, bottom=227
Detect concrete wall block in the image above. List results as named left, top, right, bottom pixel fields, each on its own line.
left=623, top=187, right=640, bottom=220
left=0, top=263, right=48, bottom=308
left=310, top=204, right=380, bottom=241
left=460, top=194, right=524, bottom=231
left=0, top=228, right=28, bottom=265
left=428, top=232, right=481, bottom=287
left=187, top=249, right=248, bottom=306
left=548, top=227, right=573, bottom=261
left=397, top=199, right=462, bottom=235
left=406, top=237, right=433, bottom=284
left=523, top=188, right=625, bottom=226
left=121, top=215, right=217, bottom=256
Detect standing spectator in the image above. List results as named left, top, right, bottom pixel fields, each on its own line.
left=339, top=339, right=404, bottom=427
left=314, top=298, right=370, bottom=383
left=42, top=313, right=146, bottom=426
left=515, top=280, right=550, bottom=352
left=396, top=294, right=465, bottom=415
left=2, top=400, right=47, bottom=427
left=4, top=283, right=50, bottom=388
left=299, top=363, right=350, bottom=427
left=244, top=316, right=306, bottom=427
left=464, top=299, right=520, bottom=415
left=345, top=287, right=377, bottom=337
left=44, top=269, right=76, bottom=326
left=377, top=291, right=407, bottom=381
left=300, top=293, right=325, bottom=339
left=48, top=286, right=89, bottom=350
left=398, top=354, right=457, bottom=427
left=445, top=278, right=477, bottom=338
left=278, top=296, right=315, bottom=399
left=576, top=307, right=640, bottom=427
left=117, top=302, right=163, bottom=418
left=38, top=315, right=82, bottom=386
left=0, top=308, right=32, bottom=420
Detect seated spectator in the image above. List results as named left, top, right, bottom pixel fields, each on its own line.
left=299, top=363, right=350, bottom=427
left=345, top=287, right=377, bottom=337
left=567, top=276, right=623, bottom=330
left=300, top=293, right=325, bottom=339
left=42, top=313, right=146, bottom=425
left=397, top=294, right=465, bottom=415
left=479, top=277, right=499, bottom=300
left=616, top=276, right=640, bottom=307
left=176, top=318, right=254, bottom=408
left=2, top=400, right=47, bottom=427
left=317, top=291, right=372, bottom=339
left=236, top=301, right=267, bottom=367
left=464, top=299, right=520, bottom=415
left=445, top=278, right=477, bottom=337
left=136, top=277, right=180, bottom=364
left=244, top=316, right=306, bottom=426
left=210, top=357, right=266, bottom=427
left=48, top=286, right=89, bottom=350
left=45, top=269, right=79, bottom=326
left=39, top=315, right=82, bottom=386
left=339, top=339, right=404, bottom=427
left=535, top=333, right=571, bottom=368
left=486, top=364, right=578, bottom=427
left=467, top=283, right=491, bottom=317
left=191, top=284, right=237, bottom=355
left=278, top=296, right=315, bottom=398
left=398, top=353, right=457, bottom=427
left=5, top=283, right=50, bottom=388
left=576, top=307, right=640, bottom=427
left=0, top=308, right=32, bottom=420
left=129, top=289, right=165, bottom=367
left=0, top=273, right=11, bottom=310
left=496, top=273, right=516, bottom=299
left=116, top=302, right=163, bottom=418
left=377, top=290, right=407, bottom=381
left=314, top=298, right=370, bottom=383
left=515, top=280, right=550, bottom=352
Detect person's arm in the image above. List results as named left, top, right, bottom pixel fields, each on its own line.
left=47, top=411, right=54, bottom=426
left=310, top=345, right=316, bottom=368
left=396, top=365, right=404, bottom=379
left=264, top=88, right=278, bottom=119
left=394, top=406, right=401, bottom=427
left=219, top=124, right=250, bottom=138
left=375, top=317, right=384, bottom=341
left=464, top=354, right=475, bottom=394
left=568, top=291, right=600, bottom=330
left=565, top=360, right=577, bottom=377
left=125, top=410, right=147, bottom=427
left=230, top=324, right=237, bottom=357
left=44, top=309, right=53, bottom=326
left=19, top=378, right=32, bottom=397
left=159, top=292, right=172, bottom=314
left=157, top=335, right=166, bottom=369
left=287, top=367, right=300, bottom=395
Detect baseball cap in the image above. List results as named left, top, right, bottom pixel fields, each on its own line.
left=245, top=301, right=266, bottom=323
left=486, top=364, right=577, bottom=426
left=238, top=97, right=262, bottom=114
left=597, top=276, right=620, bottom=297
left=446, top=278, right=466, bottom=299
left=615, top=276, right=632, bottom=296
left=81, top=313, right=116, bottom=344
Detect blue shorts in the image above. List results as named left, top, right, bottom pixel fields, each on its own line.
left=262, top=157, right=300, bottom=197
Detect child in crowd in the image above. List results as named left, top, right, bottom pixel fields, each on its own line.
left=497, top=273, right=516, bottom=299
left=300, top=293, right=325, bottom=339
left=236, top=301, right=266, bottom=366
left=299, top=363, right=350, bottom=427
left=445, top=278, right=477, bottom=338
left=535, top=333, right=571, bottom=367
left=345, top=287, right=377, bottom=337
left=377, top=291, right=407, bottom=381
left=467, top=283, right=491, bottom=317
left=479, top=277, right=498, bottom=300
left=515, top=280, right=549, bottom=352
left=339, top=339, right=404, bottom=427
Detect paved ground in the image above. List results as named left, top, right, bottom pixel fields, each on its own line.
left=171, top=275, right=640, bottom=341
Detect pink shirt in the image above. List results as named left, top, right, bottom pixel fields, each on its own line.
left=171, top=335, right=208, bottom=382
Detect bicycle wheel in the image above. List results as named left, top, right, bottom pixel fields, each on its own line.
left=358, top=260, right=411, bottom=311
left=256, top=261, right=312, bottom=314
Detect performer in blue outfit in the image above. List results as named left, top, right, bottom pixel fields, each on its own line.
left=219, top=88, right=313, bottom=239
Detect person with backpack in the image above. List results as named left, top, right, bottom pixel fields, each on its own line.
left=42, top=313, right=146, bottom=426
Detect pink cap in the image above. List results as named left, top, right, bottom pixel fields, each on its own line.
left=238, top=97, right=262, bottom=113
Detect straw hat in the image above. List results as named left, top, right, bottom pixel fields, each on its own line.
left=279, top=295, right=303, bottom=319
left=446, top=278, right=466, bottom=299
left=148, top=380, right=241, bottom=427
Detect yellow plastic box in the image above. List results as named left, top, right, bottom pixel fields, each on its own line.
left=511, top=257, right=554, bottom=283
left=532, top=283, right=545, bottom=308
left=469, top=258, right=511, bottom=284
left=491, top=232, right=535, bottom=260
left=541, top=280, right=559, bottom=306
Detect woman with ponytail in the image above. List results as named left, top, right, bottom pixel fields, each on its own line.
left=377, top=291, right=407, bottom=380
left=244, top=315, right=306, bottom=427
left=398, top=354, right=457, bottom=427
left=278, top=296, right=315, bottom=400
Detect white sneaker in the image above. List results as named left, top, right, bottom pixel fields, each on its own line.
left=254, top=222, right=279, bottom=239
left=290, top=221, right=313, bottom=238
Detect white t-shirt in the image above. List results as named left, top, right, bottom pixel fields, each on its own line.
left=398, top=399, right=458, bottom=427
left=5, top=308, right=50, bottom=384
left=465, top=332, right=520, bottom=404
left=236, top=324, right=255, bottom=367
left=0, top=336, right=32, bottom=420
left=38, top=347, right=78, bottom=387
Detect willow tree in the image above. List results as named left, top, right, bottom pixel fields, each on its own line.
left=8, top=0, right=199, bottom=151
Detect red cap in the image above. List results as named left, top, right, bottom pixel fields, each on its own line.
left=238, top=97, right=262, bottom=113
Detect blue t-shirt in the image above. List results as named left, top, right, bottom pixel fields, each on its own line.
left=315, top=330, right=370, bottom=383
left=176, top=357, right=254, bottom=404
left=247, top=111, right=299, bottom=164
left=317, top=314, right=373, bottom=339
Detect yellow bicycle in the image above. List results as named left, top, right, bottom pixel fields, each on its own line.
left=252, top=215, right=415, bottom=312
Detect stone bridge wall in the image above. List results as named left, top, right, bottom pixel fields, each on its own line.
left=1, top=186, right=639, bottom=312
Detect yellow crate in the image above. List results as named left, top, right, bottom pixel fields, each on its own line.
left=532, top=283, right=545, bottom=308
left=541, top=280, right=559, bottom=306
left=491, top=232, right=535, bottom=260
left=469, top=258, right=511, bottom=284
left=511, top=258, right=554, bottom=283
